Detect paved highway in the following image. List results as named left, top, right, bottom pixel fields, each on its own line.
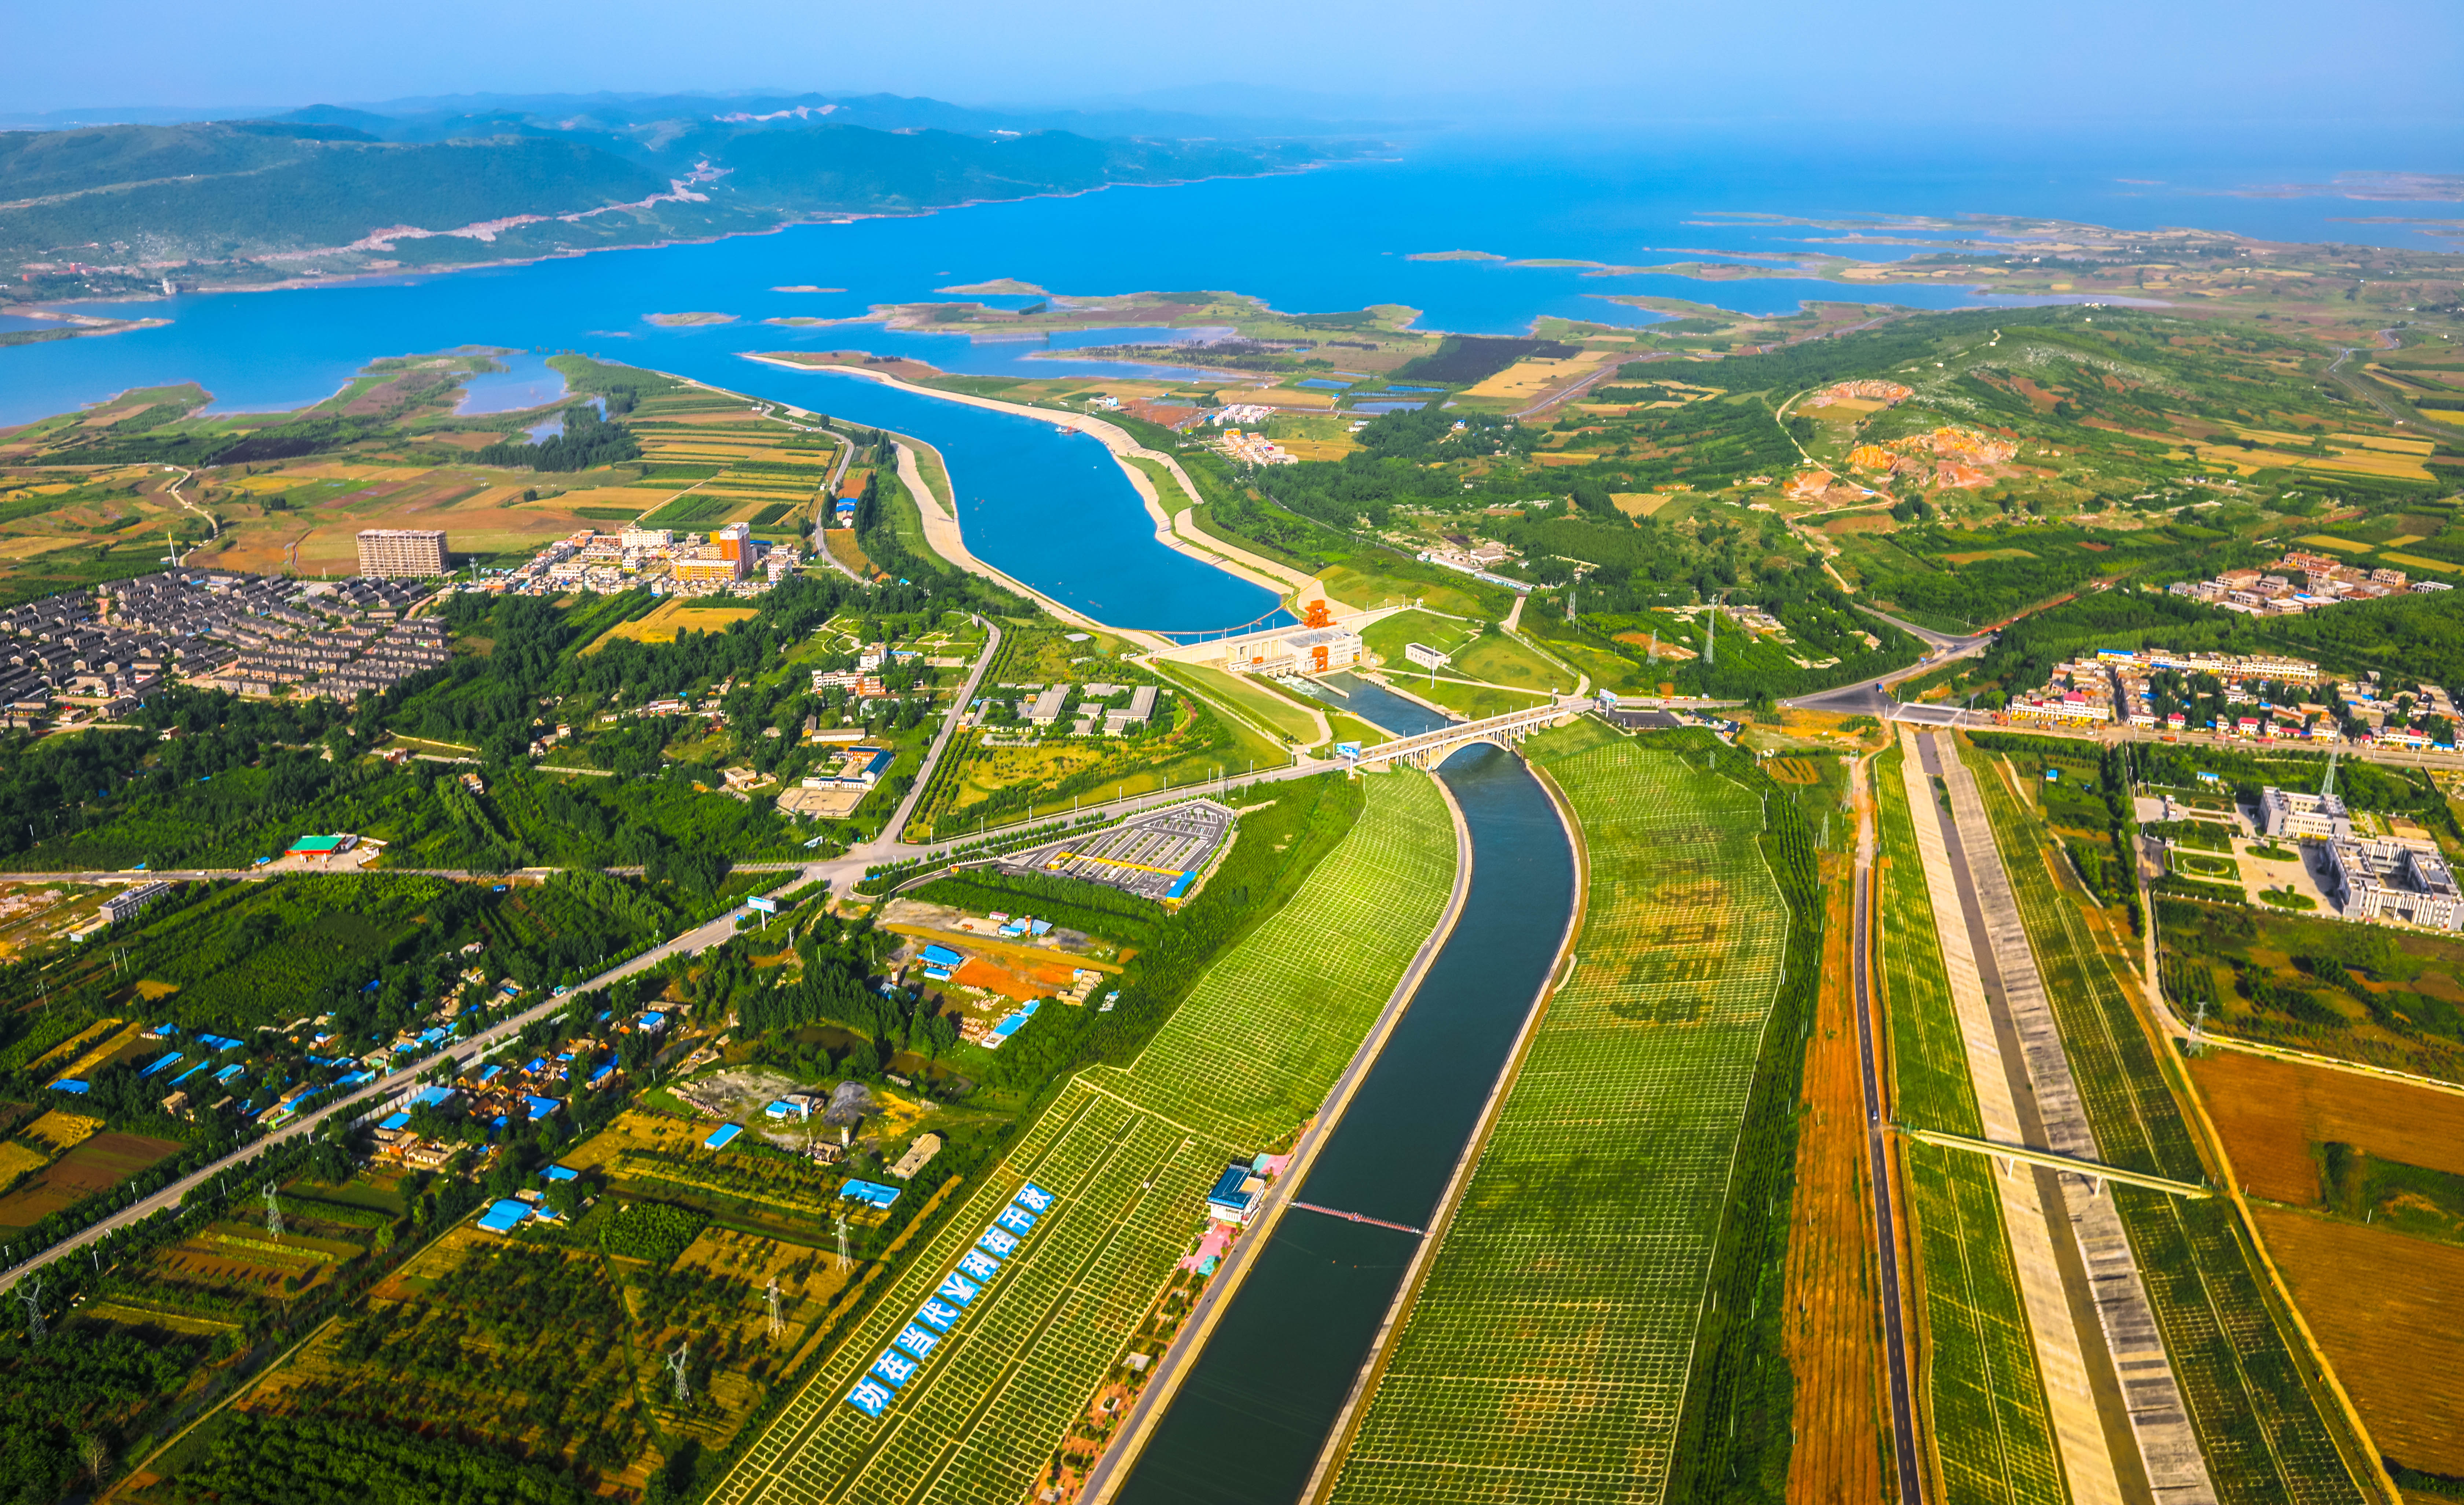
left=0, top=627, right=1015, bottom=1298
left=2325, top=329, right=2414, bottom=429
left=0, top=632, right=1595, bottom=1298
left=0, top=881, right=785, bottom=1298
left=1879, top=706, right=2464, bottom=774
left=1783, top=609, right=1994, bottom=720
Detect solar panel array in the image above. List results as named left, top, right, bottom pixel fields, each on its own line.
left=1325, top=744, right=1792, bottom=1505
left=1003, top=802, right=1236, bottom=902
left=708, top=773, right=1461, bottom=1505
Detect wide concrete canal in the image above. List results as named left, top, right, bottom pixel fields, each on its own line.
left=1112, top=678, right=1579, bottom=1504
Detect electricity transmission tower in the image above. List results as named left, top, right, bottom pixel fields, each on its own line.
left=666, top=1341, right=691, bottom=1404
left=2320, top=747, right=2341, bottom=800
left=263, top=1183, right=283, bottom=1241
left=16, top=1280, right=42, bottom=1341
left=835, top=1214, right=851, bottom=1273
left=767, top=1277, right=784, bottom=1339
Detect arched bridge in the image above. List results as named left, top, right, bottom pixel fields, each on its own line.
left=1350, top=698, right=1583, bottom=769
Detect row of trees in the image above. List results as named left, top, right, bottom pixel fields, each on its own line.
left=471, top=404, right=643, bottom=473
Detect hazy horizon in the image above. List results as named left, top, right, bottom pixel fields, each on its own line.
left=7, top=0, right=2461, bottom=133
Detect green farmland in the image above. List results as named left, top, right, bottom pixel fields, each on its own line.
left=1960, top=745, right=2367, bottom=1504
left=1875, top=745, right=2065, bottom=1505
left=1322, top=738, right=1804, bottom=1504
left=706, top=771, right=1459, bottom=1505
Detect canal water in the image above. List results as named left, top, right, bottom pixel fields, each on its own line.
left=711, top=359, right=1292, bottom=635
left=1115, top=739, right=1577, bottom=1504
left=1316, top=673, right=1443, bottom=739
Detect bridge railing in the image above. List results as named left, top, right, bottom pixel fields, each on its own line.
left=1351, top=701, right=1570, bottom=764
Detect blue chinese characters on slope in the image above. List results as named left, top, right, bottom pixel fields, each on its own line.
left=843, top=1182, right=1055, bottom=1418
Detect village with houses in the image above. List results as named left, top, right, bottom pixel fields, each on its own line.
left=490, top=521, right=803, bottom=599
left=2004, top=646, right=2459, bottom=750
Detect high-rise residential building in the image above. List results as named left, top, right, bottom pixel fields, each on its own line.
left=356, top=529, right=449, bottom=578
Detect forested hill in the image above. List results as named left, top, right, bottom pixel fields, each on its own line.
left=0, top=114, right=1338, bottom=298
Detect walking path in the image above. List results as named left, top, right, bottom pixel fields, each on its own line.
left=1932, top=732, right=2218, bottom=1505
left=881, top=621, right=1001, bottom=844
left=886, top=437, right=1153, bottom=645
left=1897, top=730, right=2123, bottom=1504
left=740, top=355, right=1268, bottom=647
left=1169, top=507, right=1318, bottom=600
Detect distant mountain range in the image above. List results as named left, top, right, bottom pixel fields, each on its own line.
left=0, top=87, right=1409, bottom=140
left=0, top=93, right=1379, bottom=300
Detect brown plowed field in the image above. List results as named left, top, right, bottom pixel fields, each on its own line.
left=0, top=1131, right=179, bottom=1231
left=2188, top=1050, right=2464, bottom=1204
left=2253, top=1207, right=2464, bottom=1478
left=1785, top=848, right=1885, bottom=1504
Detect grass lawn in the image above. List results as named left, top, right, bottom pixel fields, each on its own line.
left=2173, top=852, right=2241, bottom=882
left=1152, top=660, right=1320, bottom=748
left=1451, top=630, right=1577, bottom=695
left=1317, top=560, right=1506, bottom=618
left=1402, top=675, right=1555, bottom=722
left=1326, top=710, right=1394, bottom=748
left=1120, top=455, right=1197, bottom=515
left=1358, top=608, right=1483, bottom=668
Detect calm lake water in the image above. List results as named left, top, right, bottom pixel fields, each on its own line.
left=2, top=129, right=2452, bottom=629
left=1, top=126, right=2444, bottom=1489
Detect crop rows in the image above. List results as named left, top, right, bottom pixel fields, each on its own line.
left=1324, top=743, right=1790, bottom=1505
left=1962, top=749, right=2362, bottom=1505
left=1875, top=748, right=2065, bottom=1505
left=709, top=773, right=1459, bottom=1505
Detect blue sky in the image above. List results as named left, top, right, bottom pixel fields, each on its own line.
left=5, top=0, right=2460, bottom=128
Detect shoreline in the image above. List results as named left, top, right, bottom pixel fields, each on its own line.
left=736, top=353, right=1327, bottom=629
left=662, top=369, right=1147, bottom=645
left=0, top=160, right=1356, bottom=317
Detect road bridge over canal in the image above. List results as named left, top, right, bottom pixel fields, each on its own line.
left=1349, top=698, right=1583, bottom=769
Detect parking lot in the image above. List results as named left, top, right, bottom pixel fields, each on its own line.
left=998, top=800, right=1236, bottom=902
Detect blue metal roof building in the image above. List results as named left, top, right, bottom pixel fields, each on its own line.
left=1205, top=1163, right=1261, bottom=1225
left=476, top=1199, right=532, bottom=1234
left=840, top=1178, right=901, bottom=1210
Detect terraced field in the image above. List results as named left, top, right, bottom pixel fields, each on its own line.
left=1320, top=741, right=1792, bottom=1505
left=1960, top=747, right=2366, bottom=1505
left=707, top=771, right=1460, bottom=1505
left=627, top=390, right=838, bottom=529
left=1875, top=747, right=2066, bottom=1505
